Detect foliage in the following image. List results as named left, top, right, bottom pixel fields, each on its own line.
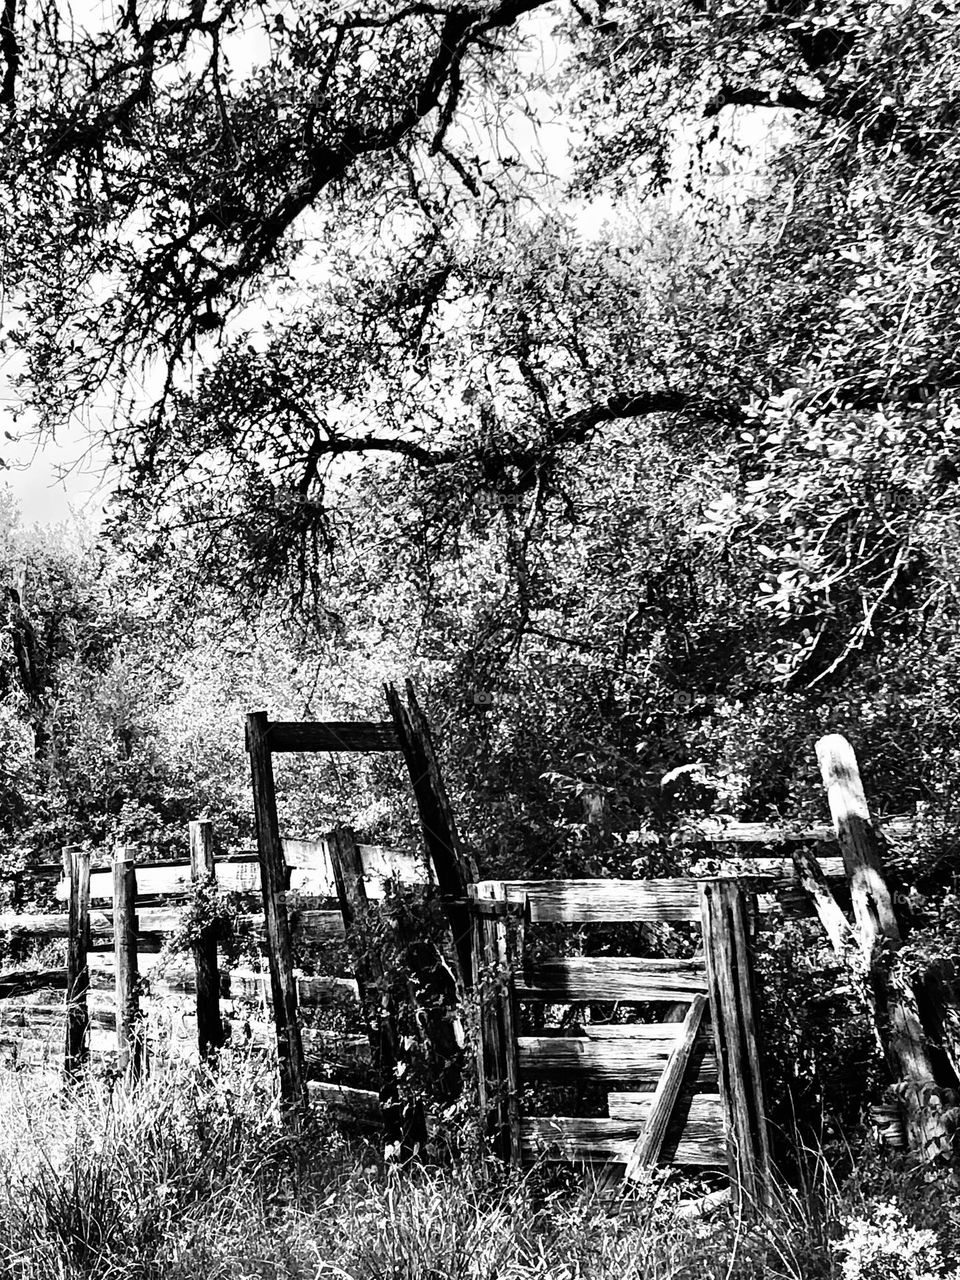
left=2, top=1065, right=960, bottom=1279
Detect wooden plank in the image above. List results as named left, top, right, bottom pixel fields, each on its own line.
left=518, top=1030, right=717, bottom=1084
left=0, top=967, right=66, bottom=998
left=61, top=843, right=427, bottom=903
left=623, top=994, right=708, bottom=1177
left=64, top=845, right=91, bottom=1076
left=189, top=820, right=225, bottom=1057
left=516, top=957, right=707, bottom=1003
left=790, top=847, right=861, bottom=962
left=699, top=880, right=772, bottom=1215
left=266, top=720, right=399, bottom=753
left=486, top=880, right=703, bottom=923
left=662, top=817, right=913, bottom=846
left=386, top=681, right=477, bottom=989
left=246, top=711, right=308, bottom=1116
left=308, top=1081, right=381, bottom=1125
left=608, top=1091, right=723, bottom=1123
left=692, top=855, right=845, bottom=882
left=521, top=1117, right=725, bottom=1168
left=113, top=849, right=144, bottom=1081
left=219, top=971, right=359, bottom=1007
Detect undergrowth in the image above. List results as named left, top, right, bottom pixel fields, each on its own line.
left=0, top=1063, right=958, bottom=1280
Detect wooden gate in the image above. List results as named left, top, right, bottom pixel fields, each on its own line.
left=470, top=876, right=774, bottom=1210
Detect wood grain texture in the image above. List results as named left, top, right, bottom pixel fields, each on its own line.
left=699, top=880, right=772, bottom=1214
left=518, top=1029, right=717, bottom=1084
left=308, top=1080, right=381, bottom=1125
left=607, top=1091, right=722, bottom=1122
left=521, top=1117, right=725, bottom=1168
left=516, top=957, right=707, bottom=1003
left=629, top=817, right=913, bottom=847
left=64, top=845, right=91, bottom=1075
left=246, top=711, right=308, bottom=1115
left=113, top=850, right=144, bottom=1081
left=189, top=820, right=225, bottom=1057
left=623, top=994, right=708, bottom=1177
left=266, top=720, right=399, bottom=753
left=488, top=880, right=703, bottom=923
left=817, top=734, right=953, bottom=1164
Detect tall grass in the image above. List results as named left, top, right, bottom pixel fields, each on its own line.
left=0, top=1062, right=957, bottom=1280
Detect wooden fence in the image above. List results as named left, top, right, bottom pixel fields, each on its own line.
left=0, top=822, right=428, bottom=1124
left=468, top=806, right=918, bottom=1211
left=0, top=699, right=937, bottom=1206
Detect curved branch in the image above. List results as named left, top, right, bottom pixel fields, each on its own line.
left=704, top=85, right=822, bottom=117
left=292, top=387, right=702, bottom=472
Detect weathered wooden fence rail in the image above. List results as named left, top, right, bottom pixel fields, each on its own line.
left=0, top=824, right=428, bottom=1125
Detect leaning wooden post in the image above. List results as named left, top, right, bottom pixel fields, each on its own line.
left=817, top=734, right=954, bottom=1166
left=64, top=845, right=91, bottom=1076
left=699, top=879, right=772, bottom=1215
left=245, top=711, right=307, bottom=1117
left=189, top=820, right=225, bottom=1059
left=113, top=846, right=144, bottom=1083
left=384, top=681, right=477, bottom=990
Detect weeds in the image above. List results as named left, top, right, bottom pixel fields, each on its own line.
left=0, top=1064, right=958, bottom=1280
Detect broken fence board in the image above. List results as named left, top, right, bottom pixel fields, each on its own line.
left=308, top=1081, right=381, bottom=1124
left=55, top=843, right=426, bottom=903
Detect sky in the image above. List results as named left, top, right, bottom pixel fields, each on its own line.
left=0, top=403, right=111, bottom=526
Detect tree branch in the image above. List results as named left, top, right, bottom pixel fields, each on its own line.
left=704, top=85, right=822, bottom=117
left=288, top=387, right=701, bottom=473
left=0, top=0, right=18, bottom=107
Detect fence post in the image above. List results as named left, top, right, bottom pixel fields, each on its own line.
left=113, top=845, right=144, bottom=1082
left=816, top=734, right=954, bottom=1164
left=189, top=819, right=225, bottom=1059
left=472, top=882, right=523, bottom=1166
left=245, top=711, right=307, bottom=1116
left=699, top=879, right=772, bottom=1214
left=64, top=845, right=91, bottom=1076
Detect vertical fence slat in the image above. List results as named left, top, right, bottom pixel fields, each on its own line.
left=473, top=882, right=522, bottom=1165
left=189, top=819, right=225, bottom=1059
left=699, top=879, right=771, bottom=1214
left=64, top=845, right=90, bottom=1076
left=113, top=846, right=143, bottom=1082
left=246, top=711, right=307, bottom=1115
